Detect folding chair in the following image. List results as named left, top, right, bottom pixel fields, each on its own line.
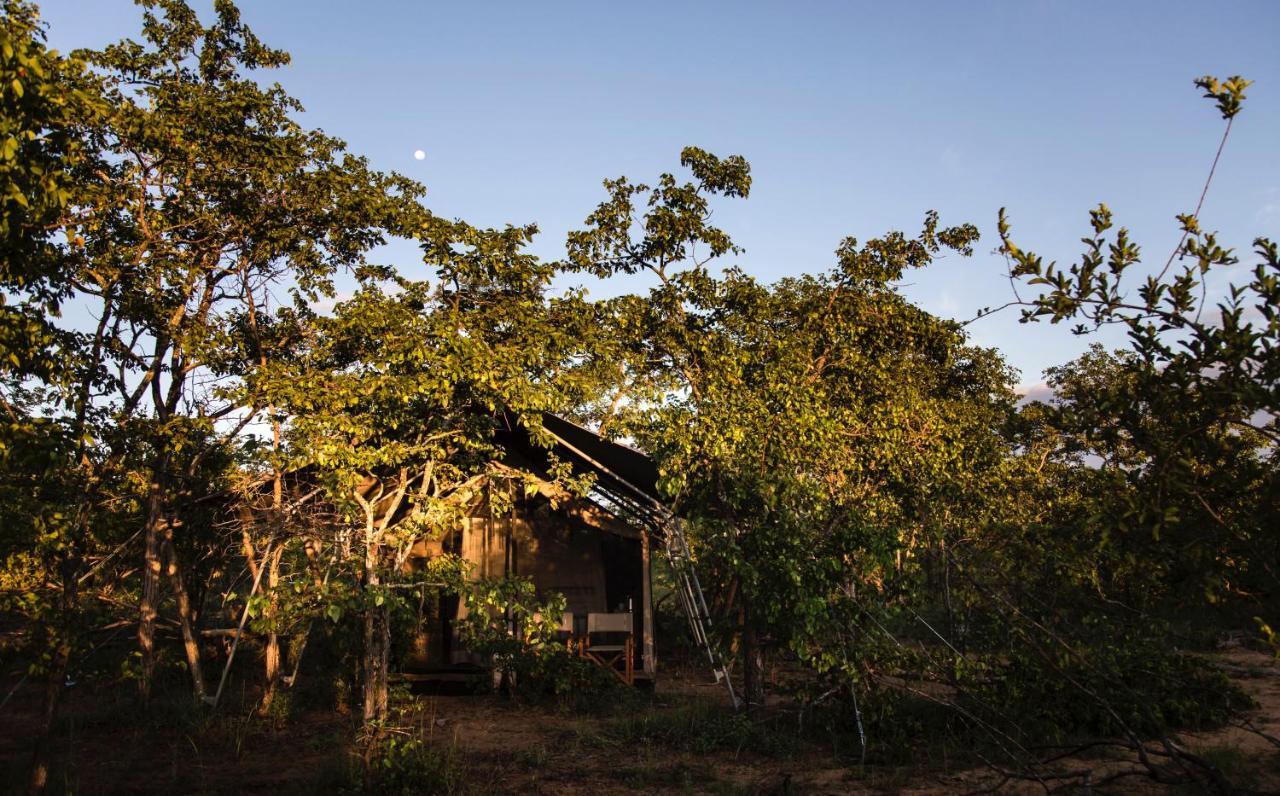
left=581, top=612, right=634, bottom=684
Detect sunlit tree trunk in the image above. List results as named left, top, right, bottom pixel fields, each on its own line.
left=376, top=603, right=390, bottom=718
left=361, top=584, right=390, bottom=722
left=137, top=454, right=170, bottom=701
left=162, top=525, right=206, bottom=703
left=261, top=422, right=285, bottom=709
left=261, top=546, right=284, bottom=710
left=357, top=477, right=411, bottom=724
left=360, top=503, right=388, bottom=724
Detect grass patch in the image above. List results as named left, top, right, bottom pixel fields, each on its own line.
left=593, top=698, right=799, bottom=757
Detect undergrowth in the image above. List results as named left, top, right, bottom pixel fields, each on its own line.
left=587, top=697, right=799, bottom=757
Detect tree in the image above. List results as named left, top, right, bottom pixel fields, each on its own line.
left=0, top=4, right=113, bottom=790
left=568, top=148, right=1015, bottom=708
left=64, top=0, right=427, bottom=699
left=266, top=214, right=599, bottom=723
left=4, top=0, right=616, bottom=737
left=996, top=74, right=1278, bottom=620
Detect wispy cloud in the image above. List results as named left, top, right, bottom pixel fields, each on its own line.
left=1014, top=380, right=1054, bottom=405
left=309, top=290, right=354, bottom=315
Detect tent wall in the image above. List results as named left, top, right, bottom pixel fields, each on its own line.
left=407, top=502, right=653, bottom=675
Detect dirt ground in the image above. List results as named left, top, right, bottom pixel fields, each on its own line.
left=1, top=650, right=1277, bottom=794
left=394, top=650, right=1280, bottom=795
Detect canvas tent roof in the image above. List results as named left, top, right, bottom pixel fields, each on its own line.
left=497, top=413, right=665, bottom=525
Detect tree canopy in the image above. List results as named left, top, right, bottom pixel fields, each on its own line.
left=1, top=2, right=1275, bottom=792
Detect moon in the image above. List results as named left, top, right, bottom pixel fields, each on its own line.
left=413, top=150, right=426, bottom=161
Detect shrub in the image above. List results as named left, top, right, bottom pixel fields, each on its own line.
left=601, top=698, right=794, bottom=756
left=979, top=640, right=1255, bottom=741
left=315, top=736, right=467, bottom=795
left=456, top=576, right=625, bottom=711
left=367, top=737, right=466, bottom=795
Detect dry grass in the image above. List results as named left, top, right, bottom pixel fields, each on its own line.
left=1, top=650, right=1277, bottom=794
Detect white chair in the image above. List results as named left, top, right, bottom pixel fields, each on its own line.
left=581, top=612, right=634, bottom=684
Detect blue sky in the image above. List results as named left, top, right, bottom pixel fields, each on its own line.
left=38, top=0, right=1280, bottom=391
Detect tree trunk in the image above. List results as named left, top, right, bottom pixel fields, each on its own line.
left=362, top=582, right=391, bottom=723
left=741, top=601, right=765, bottom=711
left=362, top=600, right=375, bottom=723
left=376, top=603, right=390, bottom=718
left=357, top=484, right=404, bottom=725
left=362, top=602, right=381, bottom=723
left=137, top=455, right=169, bottom=701
left=26, top=636, right=70, bottom=796
left=162, top=528, right=206, bottom=703
left=261, top=451, right=284, bottom=707
left=27, top=558, right=77, bottom=796
left=261, top=546, right=284, bottom=710
left=362, top=503, right=382, bottom=724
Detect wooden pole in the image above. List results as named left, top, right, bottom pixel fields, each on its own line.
left=641, top=532, right=655, bottom=675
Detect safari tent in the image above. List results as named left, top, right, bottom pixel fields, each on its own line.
left=402, top=413, right=667, bottom=683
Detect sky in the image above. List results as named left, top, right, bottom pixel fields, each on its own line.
left=37, top=0, right=1280, bottom=393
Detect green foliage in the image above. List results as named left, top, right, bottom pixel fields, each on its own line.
left=1, top=0, right=1271, bottom=784
left=1256, top=617, right=1280, bottom=658
left=981, top=639, right=1252, bottom=741
left=996, top=75, right=1278, bottom=622
left=310, top=735, right=467, bottom=796
left=362, top=737, right=467, bottom=796
left=456, top=576, right=567, bottom=657
left=598, top=698, right=793, bottom=757
left=568, top=148, right=1012, bottom=707
left=456, top=576, right=623, bottom=710
left=0, top=0, right=106, bottom=300
left=566, top=146, right=751, bottom=279
left=263, top=204, right=600, bottom=719
left=1195, top=75, right=1251, bottom=119
left=0, top=2, right=118, bottom=696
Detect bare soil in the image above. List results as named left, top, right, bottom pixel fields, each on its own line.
left=1, top=651, right=1277, bottom=794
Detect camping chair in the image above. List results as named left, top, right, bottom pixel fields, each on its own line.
left=581, top=612, right=634, bottom=684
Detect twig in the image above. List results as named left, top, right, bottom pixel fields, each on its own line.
left=1237, top=718, right=1280, bottom=749
left=1155, top=116, right=1234, bottom=284
left=0, top=673, right=30, bottom=714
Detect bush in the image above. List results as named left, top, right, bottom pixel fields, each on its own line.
left=503, top=645, right=628, bottom=712
left=456, top=576, right=626, bottom=711
left=367, top=737, right=465, bottom=795
left=979, top=640, right=1254, bottom=741
left=314, top=736, right=467, bottom=795
left=600, top=698, right=795, bottom=756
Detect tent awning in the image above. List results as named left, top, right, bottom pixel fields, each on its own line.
left=498, top=412, right=663, bottom=515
